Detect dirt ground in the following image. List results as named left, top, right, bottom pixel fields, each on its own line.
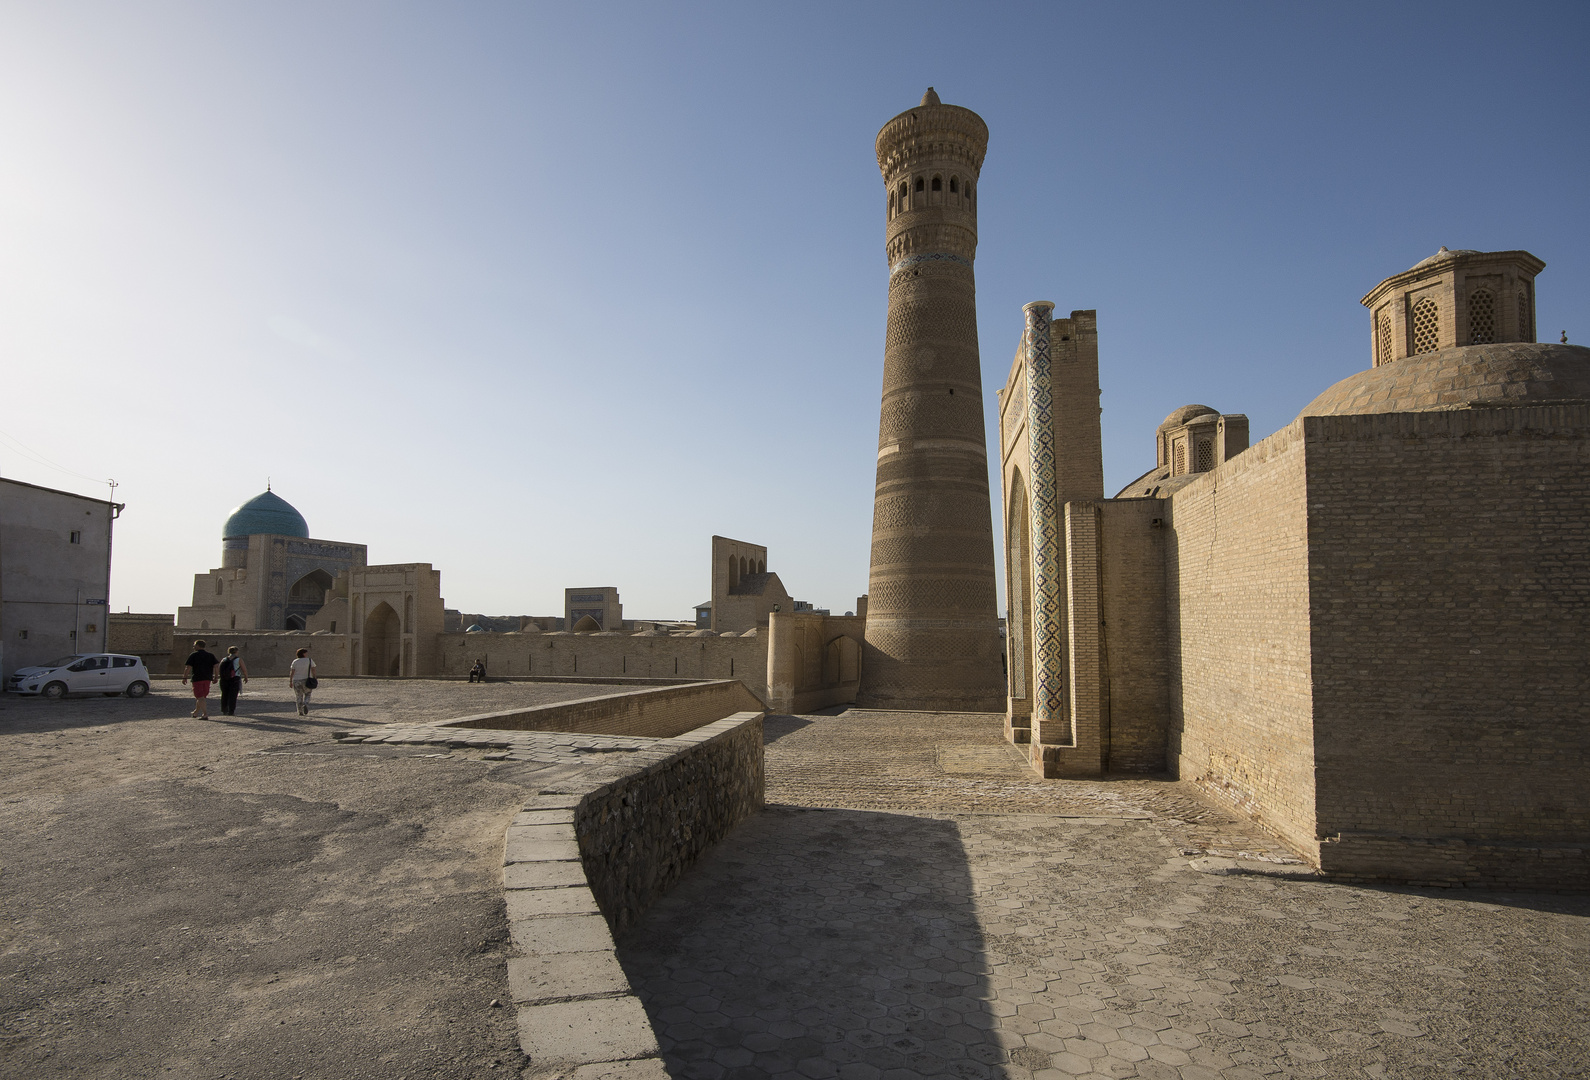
left=0, top=678, right=615, bottom=1080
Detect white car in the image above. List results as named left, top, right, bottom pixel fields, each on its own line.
left=6, top=653, right=151, bottom=699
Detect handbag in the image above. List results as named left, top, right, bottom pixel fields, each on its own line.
left=305, top=674, right=319, bottom=690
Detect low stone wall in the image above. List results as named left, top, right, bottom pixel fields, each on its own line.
left=446, top=679, right=766, bottom=739
left=576, top=714, right=765, bottom=934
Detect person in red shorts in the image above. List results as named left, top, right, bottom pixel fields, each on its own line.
left=183, top=639, right=220, bottom=719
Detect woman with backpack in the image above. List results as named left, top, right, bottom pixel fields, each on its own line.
left=218, top=646, right=249, bottom=716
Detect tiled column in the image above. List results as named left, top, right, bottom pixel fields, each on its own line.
left=1022, top=301, right=1068, bottom=750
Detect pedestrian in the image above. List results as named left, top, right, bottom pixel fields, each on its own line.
left=218, top=646, right=249, bottom=716
left=182, top=639, right=220, bottom=720
left=288, top=647, right=317, bottom=715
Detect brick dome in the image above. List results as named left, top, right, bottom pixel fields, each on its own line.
left=1301, top=342, right=1590, bottom=418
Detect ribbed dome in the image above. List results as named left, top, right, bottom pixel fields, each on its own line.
left=222, top=490, right=309, bottom=540
left=1301, top=343, right=1590, bottom=418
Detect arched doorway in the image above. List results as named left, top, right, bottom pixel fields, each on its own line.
left=1007, top=470, right=1033, bottom=702
left=364, top=602, right=402, bottom=677
left=286, top=569, right=335, bottom=629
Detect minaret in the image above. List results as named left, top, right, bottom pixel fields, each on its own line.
left=858, top=89, right=1005, bottom=712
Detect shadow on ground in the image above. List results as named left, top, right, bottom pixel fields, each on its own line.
left=619, top=805, right=1008, bottom=1080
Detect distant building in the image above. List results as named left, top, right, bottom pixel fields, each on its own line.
left=0, top=478, right=123, bottom=679
left=177, top=489, right=366, bottom=632
left=565, top=587, right=622, bottom=632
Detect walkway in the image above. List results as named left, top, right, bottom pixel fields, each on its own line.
left=618, top=710, right=1590, bottom=1080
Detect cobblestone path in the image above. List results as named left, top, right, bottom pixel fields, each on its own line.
left=618, top=710, right=1590, bottom=1080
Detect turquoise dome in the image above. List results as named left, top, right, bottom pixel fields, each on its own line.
left=222, top=490, right=309, bottom=540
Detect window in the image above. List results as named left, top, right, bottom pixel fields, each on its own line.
left=17, top=630, right=26, bottom=640
left=915, top=177, right=924, bottom=192
left=1410, top=297, right=1440, bottom=355
left=1376, top=310, right=1393, bottom=365
left=215, top=578, right=224, bottom=595
left=949, top=176, right=959, bottom=193
left=69, top=531, right=82, bottom=544
left=113, top=657, right=136, bottom=668
left=330, top=621, right=337, bottom=634
left=1468, top=288, right=1495, bottom=344
left=1195, top=441, right=1214, bottom=472
left=1518, top=285, right=1533, bottom=342
left=1173, top=441, right=1186, bottom=475
left=931, top=175, right=942, bottom=191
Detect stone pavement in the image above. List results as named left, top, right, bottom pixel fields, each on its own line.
left=617, top=710, right=1590, bottom=1080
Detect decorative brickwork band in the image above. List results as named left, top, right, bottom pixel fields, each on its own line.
left=889, top=252, right=973, bottom=278
left=1022, top=301, right=1067, bottom=735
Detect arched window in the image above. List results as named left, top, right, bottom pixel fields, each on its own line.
left=1376, top=310, right=1393, bottom=365
left=914, top=176, right=924, bottom=192
left=1518, top=285, right=1534, bottom=342
left=1173, top=441, right=1186, bottom=475
left=757, top=559, right=765, bottom=575
left=931, top=175, right=942, bottom=192
left=949, top=176, right=959, bottom=194
left=727, top=556, right=738, bottom=588
left=1468, top=288, right=1495, bottom=345
left=1410, top=297, right=1440, bottom=355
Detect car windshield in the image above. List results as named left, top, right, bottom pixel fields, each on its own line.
left=44, top=656, right=84, bottom=668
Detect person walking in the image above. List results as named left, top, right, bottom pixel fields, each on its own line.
left=182, top=639, right=220, bottom=720
left=288, top=647, right=317, bottom=715
left=218, top=646, right=249, bottom=716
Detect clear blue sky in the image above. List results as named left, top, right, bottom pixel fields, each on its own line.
left=3, top=2, right=1586, bottom=620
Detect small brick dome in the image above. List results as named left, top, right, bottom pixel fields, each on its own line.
left=1301, top=343, right=1590, bottom=418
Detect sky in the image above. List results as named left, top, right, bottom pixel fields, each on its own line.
left=2, top=1, right=1586, bottom=620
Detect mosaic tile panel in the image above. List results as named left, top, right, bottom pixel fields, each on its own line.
left=1022, top=302, right=1067, bottom=730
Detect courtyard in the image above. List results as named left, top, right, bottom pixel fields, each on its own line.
left=1, top=684, right=1585, bottom=1079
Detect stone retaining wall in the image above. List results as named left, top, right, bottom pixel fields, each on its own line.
left=446, top=679, right=767, bottom=739
left=501, top=714, right=765, bottom=1078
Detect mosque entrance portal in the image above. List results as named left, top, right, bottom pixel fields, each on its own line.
left=364, top=602, right=402, bottom=677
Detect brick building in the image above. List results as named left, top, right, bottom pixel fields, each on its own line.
left=999, top=247, right=1590, bottom=888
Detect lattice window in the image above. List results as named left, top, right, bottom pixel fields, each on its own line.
left=1195, top=440, right=1214, bottom=472
left=1376, top=310, right=1393, bottom=364
left=1410, top=297, right=1440, bottom=355
left=1518, top=286, right=1533, bottom=342
left=1173, top=441, right=1186, bottom=474
left=1468, top=288, right=1495, bottom=344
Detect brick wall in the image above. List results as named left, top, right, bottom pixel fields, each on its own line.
left=1098, top=498, right=1169, bottom=772
left=437, top=630, right=770, bottom=702
left=1303, top=407, right=1590, bottom=887
left=1165, top=421, right=1318, bottom=859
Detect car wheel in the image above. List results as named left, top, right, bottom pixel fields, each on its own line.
left=42, top=682, right=68, bottom=701
left=125, top=681, right=149, bottom=699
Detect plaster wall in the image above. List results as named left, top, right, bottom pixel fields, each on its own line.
left=0, top=479, right=117, bottom=678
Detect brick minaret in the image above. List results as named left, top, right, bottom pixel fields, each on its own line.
left=858, top=89, right=1005, bottom=711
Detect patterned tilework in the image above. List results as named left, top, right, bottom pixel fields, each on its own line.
left=1022, top=302, right=1067, bottom=732
left=888, top=251, right=972, bottom=278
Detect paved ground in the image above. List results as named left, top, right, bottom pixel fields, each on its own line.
left=619, top=710, right=1590, bottom=1080
left=0, top=678, right=619, bottom=1080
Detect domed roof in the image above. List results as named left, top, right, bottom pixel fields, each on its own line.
left=1410, top=246, right=1480, bottom=270
left=1301, top=343, right=1590, bottom=419
left=222, top=490, right=309, bottom=540
left=465, top=624, right=485, bottom=633
left=1159, top=404, right=1218, bottom=430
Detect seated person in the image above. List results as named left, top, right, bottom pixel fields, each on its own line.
left=468, top=659, right=486, bottom=683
